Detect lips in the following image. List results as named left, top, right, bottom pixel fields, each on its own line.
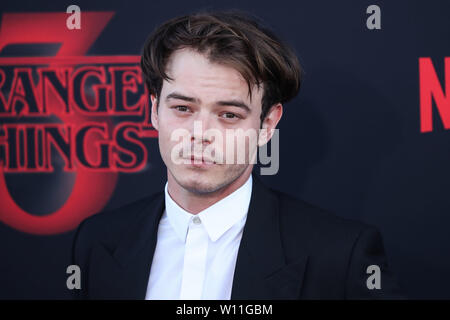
left=179, top=154, right=217, bottom=166
left=189, top=155, right=215, bottom=164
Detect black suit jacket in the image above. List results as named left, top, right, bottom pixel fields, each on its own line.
left=71, top=174, right=404, bottom=299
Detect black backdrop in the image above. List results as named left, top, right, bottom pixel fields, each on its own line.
left=1, top=0, right=450, bottom=299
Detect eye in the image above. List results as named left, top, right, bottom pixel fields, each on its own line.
left=220, top=112, right=240, bottom=119
left=173, top=105, right=190, bottom=112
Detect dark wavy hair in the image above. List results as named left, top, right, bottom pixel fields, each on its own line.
left=140, top=10, right=303, bottom=123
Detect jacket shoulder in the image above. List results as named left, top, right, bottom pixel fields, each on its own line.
left=269, top=187, right=378, bottom=254
left=72, top=192, right=163, bottom=254
left=274, top=188, right=370, bottom=231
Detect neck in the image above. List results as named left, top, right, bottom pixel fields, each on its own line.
left=167, top=166, right=253, bottom=214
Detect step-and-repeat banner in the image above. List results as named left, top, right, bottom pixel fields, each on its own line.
left=1, top=0, right=449, bottom=299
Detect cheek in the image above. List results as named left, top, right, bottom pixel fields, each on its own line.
left=156, top=123, right=176, bottom=159
left=158, top=112, right=191, bottom=140
left=233, top=127, right=260, bottom=150
left=157, top=125, right=191, bottom=165
left=157, top=112, right=180, bottom=140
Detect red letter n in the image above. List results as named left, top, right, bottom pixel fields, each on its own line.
left=419, top=57, right=450, bottom=133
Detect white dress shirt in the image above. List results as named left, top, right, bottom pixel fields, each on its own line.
left=145, top=174, right=252, bottom=300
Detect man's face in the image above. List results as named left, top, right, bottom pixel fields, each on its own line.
left=150, top=48, right=265, bottom=195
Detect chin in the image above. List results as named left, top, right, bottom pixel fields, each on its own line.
left=180, top=178, right=223, bottom=195
left=169, top=164, right=249, bottom=195
left=172, top=170, right=226, bottom=195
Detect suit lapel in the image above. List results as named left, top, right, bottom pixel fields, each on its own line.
left=88, top=192, right=165, bottom=299
left=231, top=175, right=309, bottom=299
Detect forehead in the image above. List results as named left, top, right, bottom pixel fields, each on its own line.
left=162, top=48, right=262, bottom=104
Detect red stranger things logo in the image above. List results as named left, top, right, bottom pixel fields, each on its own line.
left=0, top=12, right=157, bottom=234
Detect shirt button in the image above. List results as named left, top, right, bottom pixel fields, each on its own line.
left=192, top=216, right=201, bottom=225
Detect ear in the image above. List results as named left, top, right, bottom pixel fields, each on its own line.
left=258, top=103, right=283, bottom=146
left=150, top=94, right=159, bottom=131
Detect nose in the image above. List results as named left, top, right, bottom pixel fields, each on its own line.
left=190, top=111, right=214, bottom=146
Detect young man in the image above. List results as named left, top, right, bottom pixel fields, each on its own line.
left=72, top=11, right=403, bottom=299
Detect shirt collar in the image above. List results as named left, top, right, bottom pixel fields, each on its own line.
left=164, top=174, right=253, bottom=243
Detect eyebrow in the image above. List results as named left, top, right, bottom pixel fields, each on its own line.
left=165, top=92, right=199, bottom=104
left=165, top=91, right=251, bottom=113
